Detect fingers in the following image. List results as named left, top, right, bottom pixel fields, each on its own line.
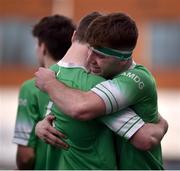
left=35, top=114, right=69, bottom=149
left=43, top=131, right=69, bottom=149
left=34, top=67, right=53, bottom=91
left=46, top=125, right=66, bottom=139
left=46, top=114, right=56, bottom=123
left=35, top=67, right=55, bottom=77
left=35, top=119, right=68, bottom=149
left=45, top=115, right=66, bottom=139
left=34, top=67, right=44, bottom=78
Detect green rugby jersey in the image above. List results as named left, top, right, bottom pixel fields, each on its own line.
left=91, top=62, right=163, bottom=169
left=12, top=64, right=145, bottom=170
left=44, top=62, right=116, bottom=169
left=42, top=61, right=145, bottom=170
left=12, top=79, right=48, bottom=169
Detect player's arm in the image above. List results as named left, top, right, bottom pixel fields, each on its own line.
left=130, top=115, right=168, bottom=150
left=35, top=67, right=106, bottom=120
left=101, top=111, right=168, bottom=150
left=16, top=145, right=35, bottom=169
left=12, top=80, right=39, bottom=169
left=35, top=109, right=168, bottom=150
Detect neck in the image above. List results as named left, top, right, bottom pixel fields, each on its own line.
left=121, top=59, right=133, bottom=72
left=44, top=56, right=57, bottom=68
left=110, top=59, right=133, bottom=78
left=61, top=41, right=88, bottom=67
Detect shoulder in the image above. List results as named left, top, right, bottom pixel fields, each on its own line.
left=49, top=63, right=59, bottom=72
left=87, top=72, right=105, bottom=84
left=60, top=66, right=106, bottom=89
left=21, top=78, right=35, bottom=88
left=114, top=65, right=156, bottom=90
left=19, top=78, right=38, bottom=96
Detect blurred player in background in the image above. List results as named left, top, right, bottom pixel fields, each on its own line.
left=12, top=14, right=75, bottom=169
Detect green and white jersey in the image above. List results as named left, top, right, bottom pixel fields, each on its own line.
left=91, top=62, right=158, bottom=121
left=45, top=62, right=116, bottom=169
left=12, top=79, right=48, bottom=169
left=43, top=61, right=145, bottom=170
left=91, top=62, right=163, bottom=169
left=101, top=108, right=144, bottom=140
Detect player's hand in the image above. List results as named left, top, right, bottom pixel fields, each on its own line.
left=35, top=67, right=56, bottom=92
left=35, top=114, right=69, bottom=149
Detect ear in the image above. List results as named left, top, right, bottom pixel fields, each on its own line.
left=41, top=42, right=47, bottom=56
left=71, top=31, right=77, bottom=43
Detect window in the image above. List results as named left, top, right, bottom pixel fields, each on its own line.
left=150, top=21, right=180, bottom=69
left=0, top=18, right=37, bottom=67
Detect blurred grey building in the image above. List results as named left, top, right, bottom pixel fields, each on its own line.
left=0, top=0, right=180, bottom=169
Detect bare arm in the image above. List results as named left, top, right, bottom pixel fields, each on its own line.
left=101, top=109, right=168, bottom=151
left=130, top=115, right=168, bottom=150
left=35, top=115, right=168, bottom=151
left=35, top=68, right=168, bottom=150
left=16, top=145, right=35, bottom=169
left=35, top=67, right=105, bottom=120
left=36, top=111, right=168, bottom=151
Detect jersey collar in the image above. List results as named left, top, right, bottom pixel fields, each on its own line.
left=57, top=60, right=88, bottom=72
left=128, top=60, right=136, bottom=70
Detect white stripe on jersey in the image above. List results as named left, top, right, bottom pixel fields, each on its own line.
left=12, top=137, right=29, bottom=146
left=123, top=118, right=144, bottom=140
left=101, top=108, right=144, bottom=140
left=91, top=80, right=128, bottom=114
left=45, top=101, right=53, bottom=116
left=117, top=115, right=141, bottom=135
left=12, top=124, right=33, bottom=145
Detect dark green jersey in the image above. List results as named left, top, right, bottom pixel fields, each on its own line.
left=12, top=79, right=48, bottom=169
left=91, top=62, right=163, bottom=169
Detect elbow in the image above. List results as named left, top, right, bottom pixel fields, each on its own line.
left=141, top=118, right=169, bottom=151
left=158, top=115, right=169, bottom=136
left=17, top=154, right=34, bottom=169
left=76, top=114, right=93, bottom=121
left=163, top=119, right=169, bottom=135
left=16, top=147, right=35, bottom=169
left=132, top=136, right=158, bottom=151
left=140, top=136, right=158, bottom=151
left=70, top=110, right=93, bottom=121
left=141, top=142, right=153, bottom=151
left=69, top=105, right=93, bottom=121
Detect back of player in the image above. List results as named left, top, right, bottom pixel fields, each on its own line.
left=44, top=62, right=116, bottom=169
left=13, top=14, right=75, bottom=169
left=13, top=79, right=47, bottom=169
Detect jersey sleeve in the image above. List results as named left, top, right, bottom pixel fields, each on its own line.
left=12, top=80, right=39, bottom=147
left=100, top=108, right=144, bottom=140
left=91, top=70, right=146, bottom=114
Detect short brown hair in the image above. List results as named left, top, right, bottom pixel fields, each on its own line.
left=75, top=12, right=103, bottom=43
left=33, top=15, right=75, bottom=61
left=86, top=12, right=138, bottom=51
